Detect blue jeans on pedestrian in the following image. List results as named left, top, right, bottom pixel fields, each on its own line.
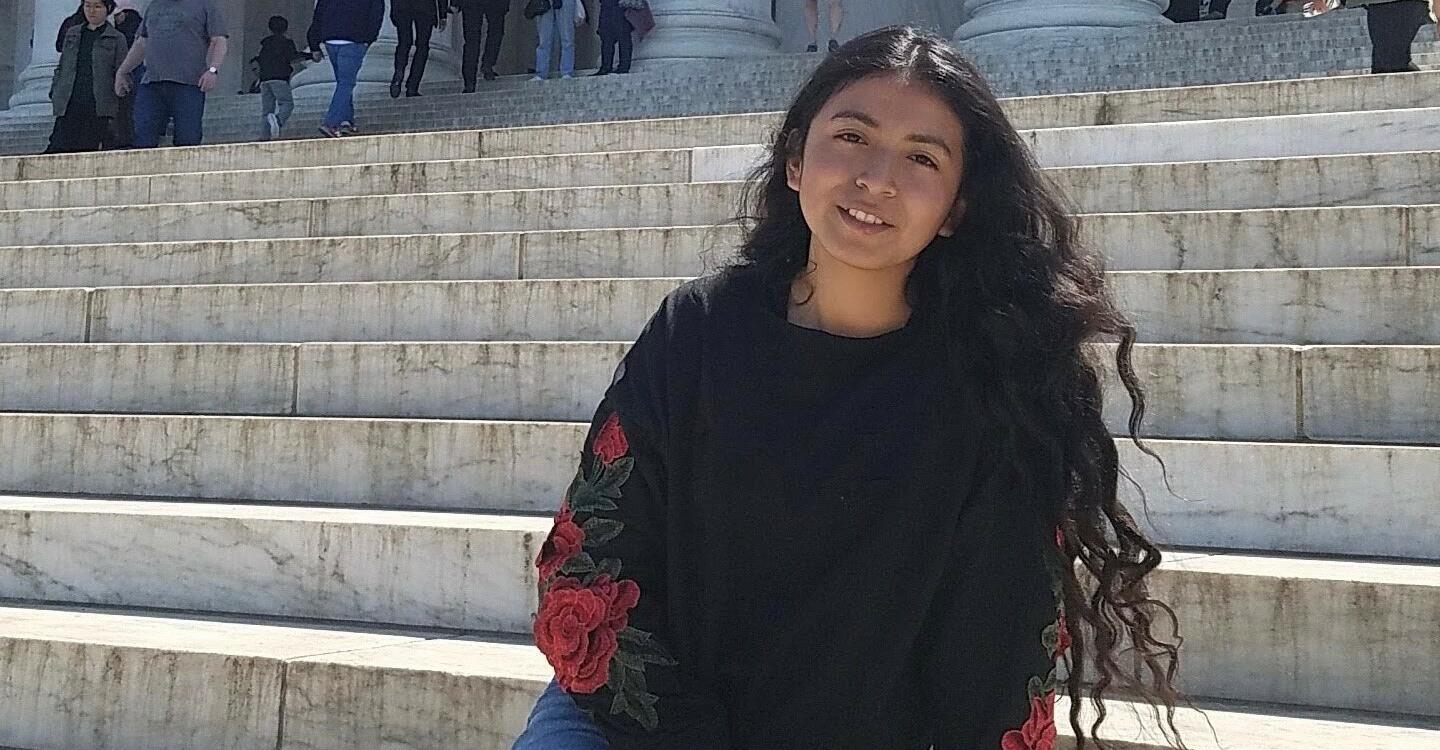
left=323, top=41, right=368, bottom=128
left=534, top=5, right=576, bottom=78
left=132, top=81, right=206, bottom=148
left=511, top=678, right=608, bottom=750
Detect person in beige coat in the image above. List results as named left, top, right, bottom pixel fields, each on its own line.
left=46, top=0, right=128, bottom=153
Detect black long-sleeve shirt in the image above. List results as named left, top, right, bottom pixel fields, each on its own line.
left=533, top=268, right=1068, bottom=750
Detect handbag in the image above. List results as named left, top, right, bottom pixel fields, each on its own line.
left=523, top=0, right=552, bottom=19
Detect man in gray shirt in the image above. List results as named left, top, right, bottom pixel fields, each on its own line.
left=114, top=0, right=228, bottom=147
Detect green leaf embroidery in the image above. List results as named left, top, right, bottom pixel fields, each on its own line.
left=1027, top=675, right=1045, bottom=699
left=559, top=551, right=597, bottom=577
left=583, top=517, right=625, bottom=547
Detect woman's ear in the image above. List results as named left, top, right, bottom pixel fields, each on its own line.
left=785, top=156, right=802, bottom=192
left=937, top=198, right=965, bottom=238
left=783, top=128, right=805, bottom=193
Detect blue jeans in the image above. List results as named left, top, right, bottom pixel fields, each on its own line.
left=132, top=81, right=206, bottom=148
left=534, top=5, right=576, bottom=78
left=323, top=41, right=368, bottom=127
left=511, top=679, right=608, bottom=750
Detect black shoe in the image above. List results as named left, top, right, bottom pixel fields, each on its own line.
left=389, top=79, right=402, bottom=98
left=616, top=68, right=630, bottom=74
left=805, top=43, right=817, bottom=53
left=404, top=90, right=421, bottom=97
left=482, top=67, right=497, bottom=81
left=592, top=69, right=612, bottom=76
left=828, top=39, right=839, bottom=53
left=462, top=83, right=477, bottom=93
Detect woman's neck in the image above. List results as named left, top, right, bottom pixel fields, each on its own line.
left=86, top=20, right=105, bottom=30
left=787, top=250, right=913, bottom=338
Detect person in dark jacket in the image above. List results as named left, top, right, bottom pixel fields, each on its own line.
left=307, top=0, right=386, bottom=137
left=46, top=0, right=127, bottom=153
left=250, top=15, right=314, bottom=139
left=1345, top=0, right=1438, bottom=73
left=390, top=0, right=449, bottom=97
left=55, top=4, right=87, bottom=54
left=452, top=0, right=509, bottom=91
left=591, top=0, right=634, bottom=76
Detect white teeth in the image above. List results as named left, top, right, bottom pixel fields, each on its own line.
left=845, top=207, right=887, bottom=226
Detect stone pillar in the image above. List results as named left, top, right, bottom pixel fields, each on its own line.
left=292, top=0, right=461, bottom=99
left=6, top=0, right=74, bottom=112
left=954, top=0, right=1169, bottom=47
left=633, top=0, right=782, bottom=62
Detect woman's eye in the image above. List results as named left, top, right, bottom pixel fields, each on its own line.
left=836, top=132, right=864, bottom=144
left=911, top=154, right=939, bottom=169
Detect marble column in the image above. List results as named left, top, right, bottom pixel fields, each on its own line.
left=633, top=0, right=782, bottom=62
left=292, top=0, right=461, bottom=99
left=954, top=0, right=1170, bottom=46
left=7, top=0, right=74, bottom=112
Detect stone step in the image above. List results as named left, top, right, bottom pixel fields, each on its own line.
left=7, top=106, right=1440, bottom=211
left=0, top=525, right=1433, bottom=716
left=0, top=205, right=1432, bottom=288
left=1115, top=266, right=1440, bottom=345
left=1, top=268, right=1433, bottom=346
left=6, top=150, right=1438, bottom=247
left=4, top=603, right=1434, bottom=750
left=0, top=496, right=545, bottom=632
left=0, top=603, right=545, bottom=750
left=0, top=412, right=1431, bottom=559
left=4, top=69, right=1439, bottom=181
left=0, top=149, right=699, bottom=210
left=0, top=342, right=1436, bottom=444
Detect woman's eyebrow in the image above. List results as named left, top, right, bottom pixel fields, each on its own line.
left=829, top=110, right=955, bottom=157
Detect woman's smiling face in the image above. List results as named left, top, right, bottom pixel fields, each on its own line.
left=786, top=73, right=967, bottom=273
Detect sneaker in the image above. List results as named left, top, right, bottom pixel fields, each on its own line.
left=828, top=39, right=839, bottom=53
left=531, top=75, right=545, bottom=81
left=805, top=43, right=817, bottom=53
left=339, top=121, right=358, bottom=135
left=318, top=124, right=343, bottom=138
left=561, top=73, right=573, bottom=79
left=265, top=112, right=281, bottom=140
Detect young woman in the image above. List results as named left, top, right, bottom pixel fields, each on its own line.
left=517, top=26, right=1188, bottom=750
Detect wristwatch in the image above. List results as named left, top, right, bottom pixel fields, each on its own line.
left=206, top=66, right=218, bottom=75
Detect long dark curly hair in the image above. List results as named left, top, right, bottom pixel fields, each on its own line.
left=726, top=26, right=1190, bottom=749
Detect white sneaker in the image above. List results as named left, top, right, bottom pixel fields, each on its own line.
left=561, top=73, right=573, bottom=79
left=265, top=112, right=280, bottom=140
left=531, top=75, right=545, bottom=81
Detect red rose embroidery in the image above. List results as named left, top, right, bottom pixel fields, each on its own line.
left=592, top=411, right=630, bottom=465
left=1054, top=614, right=1072, bottom=656
left=1054, top=525, right=1064, bottom=549
left=1001, top=692, right=1057, bottom=750
left=534, top=574, right=641, bottom=694
left=537, top=502, right=585, bottom=582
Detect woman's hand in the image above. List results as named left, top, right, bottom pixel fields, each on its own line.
left=114, top=71, right=132, bottom=98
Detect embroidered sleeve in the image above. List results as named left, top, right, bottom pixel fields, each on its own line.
left=533, top=400, right=732, bottom=749
left=920, top=468, right=1069, bottom=750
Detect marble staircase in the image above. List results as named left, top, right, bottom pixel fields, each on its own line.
left=0, top=10, right=1434, bottom=157
left=0, top=62, right=1438, bottom=750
